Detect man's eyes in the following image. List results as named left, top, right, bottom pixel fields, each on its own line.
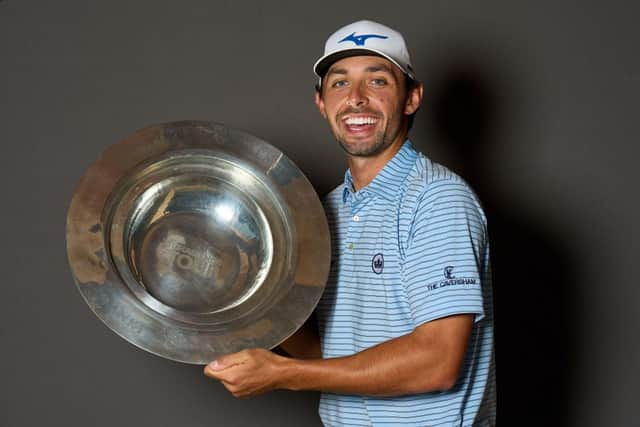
left=331, top=80, right=349, bottom=88
left=329, top=78, right=388, bottom=88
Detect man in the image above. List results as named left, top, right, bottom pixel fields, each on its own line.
left=204, top=20, right=496, bottom=426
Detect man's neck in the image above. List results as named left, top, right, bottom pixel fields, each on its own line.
left=347, top=138, right=406, bottom=191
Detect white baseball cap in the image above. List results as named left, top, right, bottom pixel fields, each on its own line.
left=313, top=20, right=415, bottom=82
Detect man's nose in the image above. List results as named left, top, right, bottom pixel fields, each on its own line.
left=347, top=84, right=368, bottom=108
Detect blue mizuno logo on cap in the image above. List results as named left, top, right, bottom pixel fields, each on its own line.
left=338, top=32, right=388, bottom=46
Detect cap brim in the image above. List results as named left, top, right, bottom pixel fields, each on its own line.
left=313, top=48, right=413, bottom=81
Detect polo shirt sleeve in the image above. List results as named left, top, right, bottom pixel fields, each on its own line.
left=400, top=180, right=488, bottom=326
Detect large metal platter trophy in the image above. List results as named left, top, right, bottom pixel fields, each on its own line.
left=66, top=121, right=330, bottom=364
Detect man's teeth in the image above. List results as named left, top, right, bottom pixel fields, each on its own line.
left=345, top=117, right=377, bottom=125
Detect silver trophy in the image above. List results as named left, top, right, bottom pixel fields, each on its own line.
left=66, top=121, right=330, bottom=364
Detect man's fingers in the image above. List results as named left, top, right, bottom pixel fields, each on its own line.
left=205, top=359, right=224, bottom=372
left=204, top=364, right=240, bottom=381
left=203, top=363, right=223, bottom=379
left=204, top=351, right=248, bottom=376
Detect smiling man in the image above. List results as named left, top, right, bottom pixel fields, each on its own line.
left=204, top=20, right=496, bottom=426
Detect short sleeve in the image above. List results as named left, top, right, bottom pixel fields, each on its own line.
left=400, top=181, right=487, bottom=327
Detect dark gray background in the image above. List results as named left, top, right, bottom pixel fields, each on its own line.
left=1, top=1, right=638, bottom=426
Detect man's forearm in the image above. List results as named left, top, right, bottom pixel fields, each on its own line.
left=280, top=314, right=473, bottom=396
left=204, top=314, right=473, bottom=398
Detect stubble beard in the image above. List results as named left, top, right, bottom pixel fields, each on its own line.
left=336, top=129, right=388, bottom=157
left=333, top=114, right=404, bottom=158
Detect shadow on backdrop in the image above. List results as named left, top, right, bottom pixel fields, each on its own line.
left=417, top=52, right=580, bottom=425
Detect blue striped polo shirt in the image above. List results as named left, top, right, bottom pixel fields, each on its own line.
left=316, top=141, right=495, bottom=426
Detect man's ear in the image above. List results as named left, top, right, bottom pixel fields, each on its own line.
left=315, top=90, right=327, bottom=119
left=404, top=82, right=424, bottom=115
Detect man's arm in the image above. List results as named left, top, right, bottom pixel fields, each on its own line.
left=203, top=314, right=473, bottom=398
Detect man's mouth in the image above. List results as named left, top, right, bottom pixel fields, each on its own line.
left=342, top=115, right=379, bottom=132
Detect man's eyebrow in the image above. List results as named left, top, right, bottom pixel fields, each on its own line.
left=365, top=64, right=394, bottom=74
left=326, top=63, right=394, bottom=77
left=326, top=67, right=348, bottom=77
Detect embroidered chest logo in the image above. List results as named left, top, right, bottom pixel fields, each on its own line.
left=338, top=32, right=388, bottom=46
left=372, top=253, right=384, bottom=274
left=444, top=266, right=455, bottom=279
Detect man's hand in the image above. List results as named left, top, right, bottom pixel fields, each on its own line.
left=203, top=349, right=289, bottom=398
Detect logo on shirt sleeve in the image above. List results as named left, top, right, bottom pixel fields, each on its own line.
left=444, top=266, right=455, bottom=279
left=372, top=253, right=384, bottom=274
left=425, top=265, right=477, bottom=291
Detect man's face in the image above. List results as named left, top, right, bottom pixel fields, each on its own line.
left=315, top=55, right=421, bottom=158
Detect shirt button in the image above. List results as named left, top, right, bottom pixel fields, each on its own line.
left=353, top=215, right=360, bottom=222
left=347, top=243, right=354, bottom=250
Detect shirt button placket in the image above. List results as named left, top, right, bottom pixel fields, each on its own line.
left=346, top=203, right=359, bottom=252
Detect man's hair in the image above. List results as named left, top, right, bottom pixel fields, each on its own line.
left=404, top=76, right=419, bottom=131
left=316, top=73, right=420, bottom=131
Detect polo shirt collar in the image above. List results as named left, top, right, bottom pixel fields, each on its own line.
left=342, top=140, right=417, bottom=203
